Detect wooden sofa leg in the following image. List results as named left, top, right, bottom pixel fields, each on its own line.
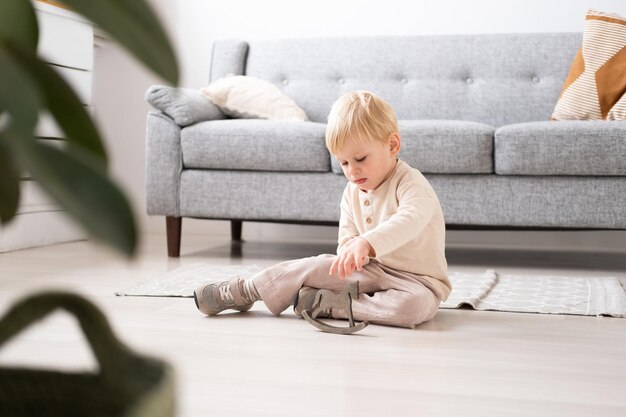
left=231, top=220, right=242, bottom=242
left=166, top=216, right=182, bottom=257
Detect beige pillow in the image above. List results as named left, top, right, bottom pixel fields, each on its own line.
left=552, top=10, right=626, bottom=120
left=200, top=75, right=308, bottom=121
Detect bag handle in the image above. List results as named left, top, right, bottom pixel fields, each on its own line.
left=0, top=291, right=138, bottom=380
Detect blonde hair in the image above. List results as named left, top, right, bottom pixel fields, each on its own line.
left=325, top=90, right=398, bottom=154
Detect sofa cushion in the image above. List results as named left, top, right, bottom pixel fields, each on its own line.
left=330, top=120, right=494, bottom=174
left=234, top=33, right=581, bottom=126
left=181, top=120, right=329, bottom=172
left=495, top=121, right=626, bottom=176
left=209, top=39, right=248, bottom=82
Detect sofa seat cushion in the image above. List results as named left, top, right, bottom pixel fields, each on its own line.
left=495, top=121, right=626, bottom=176
left=330, top=120, right=494, bottom=174
left=181, top=120, right=330, bottom=172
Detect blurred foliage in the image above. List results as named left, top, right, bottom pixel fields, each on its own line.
left=0, top=0, right=179, bottom=257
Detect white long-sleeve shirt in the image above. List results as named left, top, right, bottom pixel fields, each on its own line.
left=338, top=159, right=451, bottom=301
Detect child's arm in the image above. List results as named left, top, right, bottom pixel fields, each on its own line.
left=337, top=188, right=359, bottom=254
left=332, top=187, right=369, bottom=279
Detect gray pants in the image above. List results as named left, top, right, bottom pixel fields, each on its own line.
left=252, top=254, right=441, bottom=328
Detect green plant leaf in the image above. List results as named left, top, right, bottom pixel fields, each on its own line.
left=0, top=0, right=38, bottom=52
left=0, top=117, right=21, bottom=224
left=0, top=47, right=41, bottom=133
left=7, top=43, right=107, bottom=165
left=60, top=0, right=178, bottom=85
left=7, top=127, right=137, bottom=257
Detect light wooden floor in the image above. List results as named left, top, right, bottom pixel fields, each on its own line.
left=1, top=233, right=625, bottom=417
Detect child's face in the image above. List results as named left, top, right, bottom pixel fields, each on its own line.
left=334, top=133, right=401, bottom=191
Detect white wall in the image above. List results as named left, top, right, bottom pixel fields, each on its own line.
left=93, top=0, right=626, bottom=251
left=92, top=0, right=178, bottom=237
left=177, top=0, right=626, bottom=87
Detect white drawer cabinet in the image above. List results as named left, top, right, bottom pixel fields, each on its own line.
left=54, top=66, right=93, bottom=105
left=37, top=2, right=93, bottom=71
left=0, top=1, right=94, bottom=252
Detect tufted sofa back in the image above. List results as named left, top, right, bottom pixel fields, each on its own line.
left=209, top=33, right=581, bottom=126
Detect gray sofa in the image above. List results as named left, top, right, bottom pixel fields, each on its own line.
left=145, top=33, right=626, bottom=257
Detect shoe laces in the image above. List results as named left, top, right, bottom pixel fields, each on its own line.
left=218, top=283, right=235, bottom=304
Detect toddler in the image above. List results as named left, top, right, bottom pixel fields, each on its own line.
left=194, top=91, right=451, bottom=328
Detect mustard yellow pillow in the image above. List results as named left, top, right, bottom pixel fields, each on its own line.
left=608, top=92, right=626, bottom=120
left=552, top=10, right=626, bottom=120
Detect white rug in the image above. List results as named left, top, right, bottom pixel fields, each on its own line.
left=115, top=263, right=626, bottom=317
left=440, top=269, right=626, bottom=317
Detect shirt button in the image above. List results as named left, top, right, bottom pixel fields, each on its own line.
left=364, top=200, right=370, bottom=206
left=366, top=217, right=372, bottom=224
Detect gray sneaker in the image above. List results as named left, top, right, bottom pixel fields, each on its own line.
left=293, top=286, right=330, bottom=319
left=194, top=277, right=254, bottom=316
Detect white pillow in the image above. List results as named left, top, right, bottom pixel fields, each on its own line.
left=200, top=75, right=308, bottom=121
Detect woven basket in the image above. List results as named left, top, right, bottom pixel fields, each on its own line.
left=0, top=292, right=176, bottom=417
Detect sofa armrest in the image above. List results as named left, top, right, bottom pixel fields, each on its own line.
left=146, top=111, right=183, bottom=216
left=145, top=85, right=225, bottom=127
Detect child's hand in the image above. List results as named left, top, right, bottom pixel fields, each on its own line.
left=329, top=237, right=372, bottom=279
